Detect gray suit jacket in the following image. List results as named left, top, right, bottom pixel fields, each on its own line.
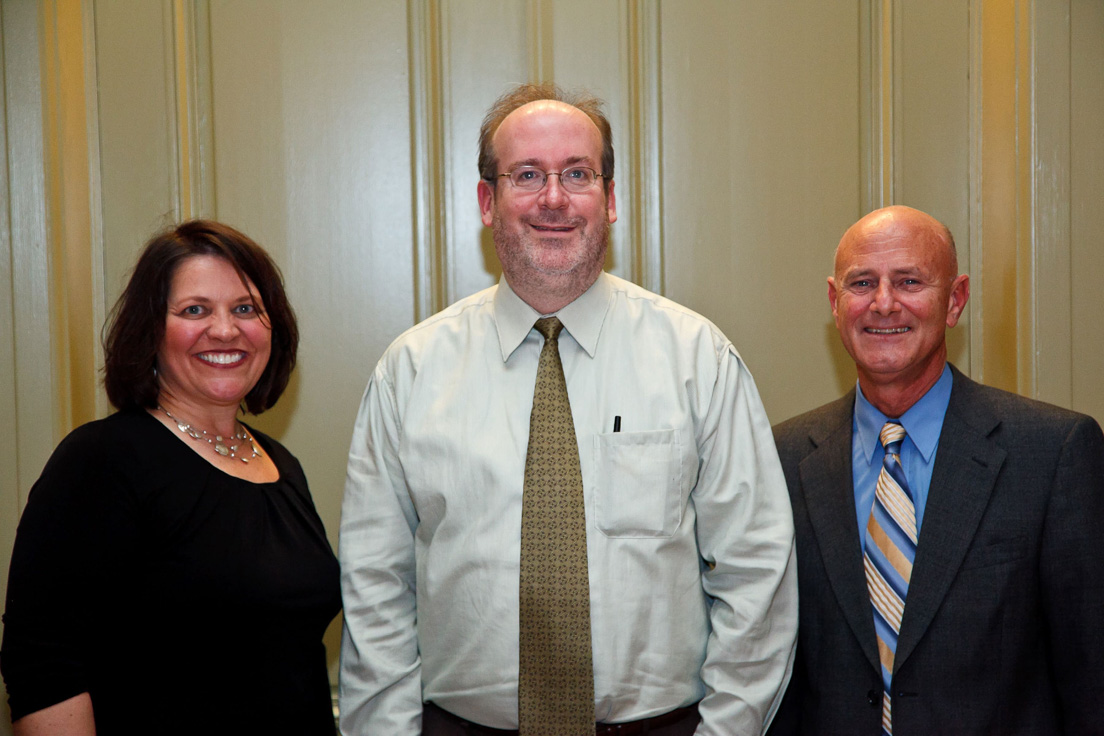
left=768, top=365, right=1104, bottom=735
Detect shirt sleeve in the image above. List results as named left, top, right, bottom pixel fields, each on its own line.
left=691, top=346, right=798, bottom=736
left=1, top=427, right=138, bottom=721
left=338, top=366, right=423, bottom=735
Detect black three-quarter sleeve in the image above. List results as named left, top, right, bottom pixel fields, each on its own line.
left=1, top=420, right=141, bottom=720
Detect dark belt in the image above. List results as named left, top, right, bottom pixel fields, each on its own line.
left=423, top=701, right=700, bottom=735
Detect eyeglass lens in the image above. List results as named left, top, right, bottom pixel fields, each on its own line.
left=508, top=166, right=598, bottom=192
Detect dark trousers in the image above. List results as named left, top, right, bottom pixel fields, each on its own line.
left=422, top=701, right=701, bottom=736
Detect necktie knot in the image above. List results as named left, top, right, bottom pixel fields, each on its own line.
left=880, top=421, right=906, bottom=456
left=534, top=316, right=564, bottom=342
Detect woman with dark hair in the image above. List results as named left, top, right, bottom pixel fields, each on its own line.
left=1, top=220, right=341, bottom=735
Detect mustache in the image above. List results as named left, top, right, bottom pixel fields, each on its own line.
left=528, top=216, right=586, bottom=228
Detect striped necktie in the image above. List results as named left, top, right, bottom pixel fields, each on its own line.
left=863, top=421, right=916, bottom=736
left=518, top=317, right=594, bottom=735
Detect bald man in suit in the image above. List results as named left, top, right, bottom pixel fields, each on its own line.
left=769, top=205, right=1104, bottom=735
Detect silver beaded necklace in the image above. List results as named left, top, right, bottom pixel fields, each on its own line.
left=159, top=406, right=262, bottom=463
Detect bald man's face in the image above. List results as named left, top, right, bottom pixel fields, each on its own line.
left=828, top=211, right=969, bottom=396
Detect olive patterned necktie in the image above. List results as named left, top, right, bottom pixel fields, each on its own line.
left=518, top=317, right=595, bottom=735
left=863, top=421, right=917, bottom=736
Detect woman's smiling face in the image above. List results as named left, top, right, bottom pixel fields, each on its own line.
left=156, top=254, right=272, bottom=411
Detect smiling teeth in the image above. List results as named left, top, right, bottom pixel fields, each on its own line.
left=867, top=327, right=910, bottom=334
left=199, top=352, right=244, bottom=364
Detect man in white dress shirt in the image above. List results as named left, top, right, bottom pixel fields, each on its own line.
left=339, top=83, right=797, bottom=736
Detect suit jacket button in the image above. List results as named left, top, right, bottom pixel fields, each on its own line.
left=867, top=690, right=880, bottom=707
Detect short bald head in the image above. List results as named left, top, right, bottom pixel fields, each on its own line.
left=835, top=205, right=958, bottom=283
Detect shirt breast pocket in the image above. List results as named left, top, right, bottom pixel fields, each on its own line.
left=593, top=429, right=684, bottom=538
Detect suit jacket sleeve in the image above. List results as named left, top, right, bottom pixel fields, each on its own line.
left=1039, top=414, right=1104, bottom=731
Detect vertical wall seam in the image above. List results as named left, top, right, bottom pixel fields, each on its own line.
left=0, top=0, right=21, bottom=498
left=171, top=0, right=192, bottom=217
left=968, top=0, right=985, bottom=381
left=191, top=0, right=215, bottom=218
left=170, top=0, right=215, bottom=221
left=624, top=0, right=663, bottom=293
left=81, top=0, right=106, bottom=417
left=40, top=0, right=70, bottom=438
left=1014, top=0, right=1036, bottom=396
left=528, top=0, right=554, bottom=83
left=1024, top=0, right=1072, bottom=405
left=863, top=0, right=896, bottom=212
left=5, top=0, right=53, bottom=501
left=167, top=0, right=214, bottom=222
left=408, top=0, right=449, bottom=322
left=888, top=0, right=902, bottom=201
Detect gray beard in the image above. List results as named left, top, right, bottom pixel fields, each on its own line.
left=492, top=211, right=609, bottom=307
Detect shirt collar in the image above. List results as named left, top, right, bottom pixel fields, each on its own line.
left=492, top=272, right=612, bottom=361
left=854, top=362, right=953, bottom=463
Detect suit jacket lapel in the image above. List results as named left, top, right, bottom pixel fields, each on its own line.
left=798, top=393, right=882, bottom=673
left=894, top=367, right=1007, bottom=668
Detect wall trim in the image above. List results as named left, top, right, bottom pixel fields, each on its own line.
left=527, top=0, right=554, bottom=83
left=622, top=0, right=663, bottom=293
left=968, top=0, right=985, bottom=382
left=169, top=0, right=215, bottom=221
left=408, top=0, right=450, bottom=321
left=1028, top=0, right=1072, bottom=406
left=4, top=0, right=53, bottom=504
left=861, top=0, right=899, bottom=213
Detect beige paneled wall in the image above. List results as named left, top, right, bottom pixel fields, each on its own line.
left=95, top=0, right=191, bottom=289
left=660, top=2, right=865, bottom=414
left=205, top=0, right=420, bottom=573
left=893, top=0, right=973, bottom=371
left=2, top=0, right=1103, bottom=729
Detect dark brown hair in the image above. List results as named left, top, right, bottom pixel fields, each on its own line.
left=103, top=219, right=298, bottom=414
left=477, top=82, right=614, bottom=191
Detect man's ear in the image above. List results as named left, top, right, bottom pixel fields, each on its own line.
left=478, top=180, right=495, bottom=228
left=827, top=276, right=839, bottom=319
left=605, top=179, right=617, bottom=224
left=945, top=273, right=970, bottom=327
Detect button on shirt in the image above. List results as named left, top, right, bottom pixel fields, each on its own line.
left=851, top=363, right=954, bottom=545
left=339, top=272, right=798, bottom=735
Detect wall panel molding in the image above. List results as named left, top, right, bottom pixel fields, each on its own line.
left=968, top=0, right=986, bottom=382
left=861, top=0, right=900, bottom=212
left=408, top=0, right=450, bottom=320
left=1030, top=0, right=1072, bottom=406
left=527, top=0, right=554, bottom=83
left=622, top=0, right=663, bottom=293
left=169, top=0, right=215, bottom=220
left=4, top=0, right=54, bottom=506
left=1, top=7, right=26, bottom=726
left=0, top=0, right=19, bottom=508
left=971, top=0, right=1023, bottom=392
left=41, top=0, right=102, bottom=431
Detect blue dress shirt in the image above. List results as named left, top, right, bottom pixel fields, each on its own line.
left=852, top=363, right=953, bottom=549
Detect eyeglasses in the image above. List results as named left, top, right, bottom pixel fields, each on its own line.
left=492, top=166, right=605, bottom=193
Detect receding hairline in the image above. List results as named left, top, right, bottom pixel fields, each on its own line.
left=490, top=100, right=604, bottom=163
left=477, top=82, right=615, bottom=187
